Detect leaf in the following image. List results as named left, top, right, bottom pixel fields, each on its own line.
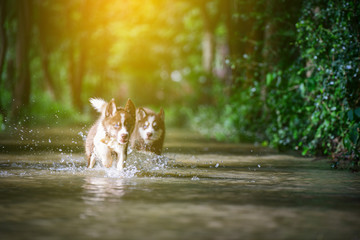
left=355, top=107, right=360, bottom=118
left=299, top=83, right=305, bottom=96
left=266, top=73, right=273, bottom=86
left=343, top=135, right=352, bottom=151
left=347, top=110, right=354, bottom=121
left=349, top=124, right=359, bottom=144
left=302, top=147, right=309, bottom=156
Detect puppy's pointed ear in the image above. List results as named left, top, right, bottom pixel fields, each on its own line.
left=105, top=99, right=117, bottom=117
left=159, top=108, right=165, bottom=121
left=137, top=107, right=147, bottom=120
left=125, top=99, right=136, bottom=118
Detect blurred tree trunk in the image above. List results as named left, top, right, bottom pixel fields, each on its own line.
left=218, top=0, right=233, bottom=94
left=39, top=42, right=59, bottom=100
left=260, top=0, right=275, bottom=114
left=37, top=1, right=59, bottom=101
left=230, top=1, right=261, bottom=88
left=68, top=43, right=86, bottom=111
left=201, top=8, right=214, bottom=75
left=0, top=1, right=7, bottom=117
left=67, top=0, right=89, bottom=111
left=0, top=1, right=6, bottom=77
left=200, top=28, right=215, bottom=105
left=224, top=0, right=238, bottom=60
left=199, top=1, right=220, bottom=105
left=11, top=0, right=32, bottom=120
left=202, top=30, right=214, bottom=74
left=199, top=1, right=220, bottom=74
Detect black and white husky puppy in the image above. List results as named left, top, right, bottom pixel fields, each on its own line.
left=130, top=107, right=165, bottom=155
left=85, top=98, right=136, bottom=170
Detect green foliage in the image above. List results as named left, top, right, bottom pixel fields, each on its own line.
left=25, top=94, right=90, bottom=126
left=269, top=0, right=360, bottom=163
left=190, top=79, right=268, bottom=143
left=163, top=106, right=192, bottom=128
left=3, top=92, right=90, bottom=129
left=189, top=0, right=360, bottom=169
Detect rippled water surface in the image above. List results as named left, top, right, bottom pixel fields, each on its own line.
left=0, top=127, right=359, bottom=240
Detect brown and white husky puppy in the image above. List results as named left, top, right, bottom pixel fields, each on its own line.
left=130, top=107, right=165, bottom=155
left=85, top=98, right=136, bottom=170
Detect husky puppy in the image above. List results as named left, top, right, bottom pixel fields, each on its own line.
left=130, top=107, right=165, bottom=155
left=85, top=98, right=136, bottom=170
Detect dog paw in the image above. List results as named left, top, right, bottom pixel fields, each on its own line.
left=117, top=163, right=124, bottom=170
left=103, top=162, right=113, bottom=168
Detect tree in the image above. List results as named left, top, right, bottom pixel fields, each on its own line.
left=10, top=0, right=32, bottom=120
left=0, top=1, right=7, bottom=117
left=35, top=0, right=60, bottom=101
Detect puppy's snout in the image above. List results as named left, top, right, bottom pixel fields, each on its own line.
left=121, top=133, right=128, bottom=139
left=147, top=132, right=153, bottom=138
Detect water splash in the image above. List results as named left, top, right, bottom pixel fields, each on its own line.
left=102, top=152, right=172, bottom=178
left=191, top=176, right=200, bottom=181
left=78, top=131, right=87, bottom=141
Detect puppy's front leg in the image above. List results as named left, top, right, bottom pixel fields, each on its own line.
left=88, top=153, right=96, bottom=168
left=97, top=142, right=113, bottom=168
left=115, top=144, right=128, bottom=170
left=103, top=150, right=113, bottom=168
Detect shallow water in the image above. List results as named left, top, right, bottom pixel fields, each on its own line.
left=0, top=127, right=359, bottom=240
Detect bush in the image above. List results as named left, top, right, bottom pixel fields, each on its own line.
left=190, top=0, right=360, bottom=169
left=265, top=0, right=360, bottom=168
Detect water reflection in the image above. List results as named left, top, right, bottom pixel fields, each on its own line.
left=82, top=177, right=126, bottom=203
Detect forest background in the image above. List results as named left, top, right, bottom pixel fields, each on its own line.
left=0, top=0, right=359, bottom=168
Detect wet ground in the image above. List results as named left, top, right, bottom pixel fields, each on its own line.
left=0, top=126, right=359, bottom=240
